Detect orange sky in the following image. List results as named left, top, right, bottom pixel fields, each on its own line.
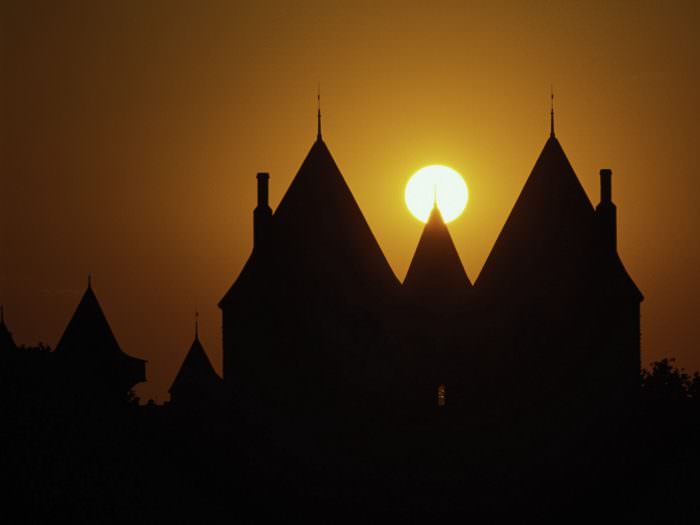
left=2, top=1, right=699, bottom=402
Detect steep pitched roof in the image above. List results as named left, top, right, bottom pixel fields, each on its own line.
left=220, top=137, right=400, bottom=307
left=54, top=281, right=146, bottom=387
left=476, top=135, right=599, bottom=299
left=476, top=134, right=643, bottom=304
left=403, top=206, right=471, bottom=302
left=169, top=331, right=222, bottom=397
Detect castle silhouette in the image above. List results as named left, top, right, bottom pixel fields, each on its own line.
left=1, top=104, right=642, bottom=428
left=217, top=104, right=643, bottom=441
left=0, top=103, right=652, bottom=519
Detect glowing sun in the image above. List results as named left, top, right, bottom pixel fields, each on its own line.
left=405, top=165, right=468, bottom=223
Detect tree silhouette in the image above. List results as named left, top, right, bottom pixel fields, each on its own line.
left=641, top=358, right=691, bottom=402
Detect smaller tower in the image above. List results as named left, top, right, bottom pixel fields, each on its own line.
left=54, top=279, right=146, bottom=401
left=253, top=172, right=272, bottom=251
left=403, top=204, right=471, bottom=303
left=596, top=168, right=617, bottom=253
left=169, top=313, right=223, bottom=409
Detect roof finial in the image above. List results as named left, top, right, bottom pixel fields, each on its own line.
left=317, top=83, right=322, bottom=140
left=433, top=184, right=438, bottom=209
left=88, top=273, right=92, bottom=289
left=195, top=310, right=199, bottom=340
left=550, top=87, right=555, bottom=138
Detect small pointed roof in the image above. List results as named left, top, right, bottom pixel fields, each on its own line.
left=220, top=135, right=400, bottom=307
left=169, top=323, right=222, bottom=397
left=0, top=306, right=18, bottom=353
left=403, top=206, right=471, bottom=302
left=55, top=280, right=146, bottom=388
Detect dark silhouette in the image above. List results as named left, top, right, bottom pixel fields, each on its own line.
left=8, top=106, right=700, bottom=521
left=168, top=314, right=224, bottom=411
left=53, top=277, right=146, bottom=406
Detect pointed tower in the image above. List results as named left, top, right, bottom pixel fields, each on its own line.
left=403, top=205, right=471, bottom=304
left=169, top=314, right=223, bottom=406
left=54, top=278, right=146, bottom=398
left=400, top=205, right=472, bottom=410
left=476, top=122, right=599, bottom=303
left=219, top=108, right=400, bottom=412
left=474, top=107, right=643, bottom=429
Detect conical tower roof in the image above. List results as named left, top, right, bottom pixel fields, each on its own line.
left=476, top=135, right=599, bottom=299
left=55, top=279, right=146, bottom=389
left=169, top=327, right=222, bottom=397
left=403, top=206, right=471, bottom=303
left=220, top=136, right=400, bottom=307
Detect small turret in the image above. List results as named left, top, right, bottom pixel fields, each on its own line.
left=596, top=168, right=617, bottom=253
left=253, top=172, right=272, bottom=251
left=403, top=204, right=471, bottom=304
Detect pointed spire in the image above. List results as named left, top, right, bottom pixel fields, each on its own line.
left=316, top=84, right=322, bottom=140
left=550, top=87, right=555, bottom=138
left=87, top=273, right=92, bottom=289
left=433, top=184, right=438, bottom=210
left=195, top=310, right=199, bottom=340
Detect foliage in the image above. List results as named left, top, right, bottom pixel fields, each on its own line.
left=641, top=357, right=700, bottom=403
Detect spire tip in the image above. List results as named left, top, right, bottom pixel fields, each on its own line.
left=316, top=84, right=322, bottom=139
left=550, top=87, right=555, bottom=138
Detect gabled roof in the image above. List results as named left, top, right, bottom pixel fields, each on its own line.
left=220, top=136, right=400, bottom=308
left=403, top=206, right=471, bottom=302
left=476, top=135, right=599, bottom=298
left=169, top=331, right=222, bottom=396
left=54, top=281, right=146, bottom=387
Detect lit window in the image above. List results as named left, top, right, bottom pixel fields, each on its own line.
left=437, top=384, right=446, bottom=407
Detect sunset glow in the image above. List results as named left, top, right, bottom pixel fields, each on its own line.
left=405, top=165, right=469, bottom=223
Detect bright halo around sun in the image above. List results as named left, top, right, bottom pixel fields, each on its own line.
left=405, top=165, right=468, bottom=223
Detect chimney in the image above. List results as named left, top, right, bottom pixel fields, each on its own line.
left=600, top=168, right=612, bottom=204
left=257, top=172, right=270, bottom=209
left=595, top=168, right=616, bottom=253
left=253, top=172, right=272, bottom=251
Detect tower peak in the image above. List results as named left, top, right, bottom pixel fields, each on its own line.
left=550, top=88, right=555, bottom=138
left=195, top=310, right=199, bottom=340
left=316, top=84, right=322, bottom=140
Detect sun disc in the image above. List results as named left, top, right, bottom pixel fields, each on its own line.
left=405, top=165, right=468, bottom=223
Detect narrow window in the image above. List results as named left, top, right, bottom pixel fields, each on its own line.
left=437, top=384, right=446, bottom=407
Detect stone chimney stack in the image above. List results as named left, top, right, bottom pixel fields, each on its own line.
left=596, top=168, right=617, bottom=253
left=254, top=172, right=272, bottom=251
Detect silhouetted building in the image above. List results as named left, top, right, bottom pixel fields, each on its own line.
left=220, top=105, right=642, bottom=437
left=54, top=277, right=146, bottom=403
left=474, top=111, right=643, bottom=433
left=169, top=316, right=223, bottom=408
left=220, top=110, right=399, bottom=419
left=401, top=204, right=472, bottom=410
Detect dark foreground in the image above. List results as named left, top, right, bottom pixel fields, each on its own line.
left=3, top=386, right=700, bottom=523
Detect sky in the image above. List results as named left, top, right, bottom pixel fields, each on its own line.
left=2, top=1, right=699, bottom=402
